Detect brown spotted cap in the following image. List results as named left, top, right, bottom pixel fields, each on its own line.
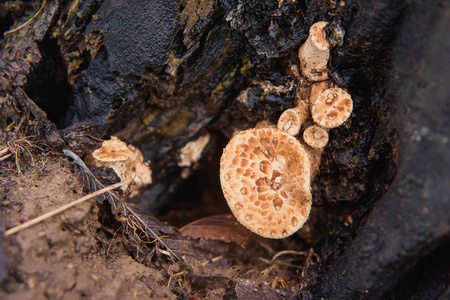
left=303, top=125, right=329, bottom=148
left=220, top=128, right=312, bottom=239
left=311, top=88, right=353, bottom=128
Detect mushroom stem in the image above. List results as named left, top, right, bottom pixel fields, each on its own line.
left=298, top=21, right=330, bottom=82
left=299, top=125, right=329, bottom=180
left=303, top=143, right=324, bottom=181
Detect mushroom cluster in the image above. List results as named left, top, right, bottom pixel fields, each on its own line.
left=220, top=21, right=354, bottom=239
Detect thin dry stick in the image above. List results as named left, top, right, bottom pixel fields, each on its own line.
left=4, top=182, right=122, bottom=237
left=0, top=147, right=9, bottom=156
left=0, top=153, right=13, bottom=162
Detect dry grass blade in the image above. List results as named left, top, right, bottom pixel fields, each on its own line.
left=0, top=146, right=13, bottom=162
left=63, top=150, right=183, bottom=264
left=4, top=0, right=47, bottom=35
left=0, top=147, right=9, bottom=157
left=4, top=183, right=122, bottom=237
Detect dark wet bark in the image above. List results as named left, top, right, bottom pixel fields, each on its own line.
left=313, top=0, right=450, bottom=298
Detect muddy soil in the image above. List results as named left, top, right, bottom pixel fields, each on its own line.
left=0, top=154, right=177, bottom=299
left=0, top=150, right=316, bottom=299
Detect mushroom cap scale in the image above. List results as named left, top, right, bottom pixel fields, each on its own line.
left=220, top=128, right=312, bottom=239
left=311, top=88, right=353, bottom=128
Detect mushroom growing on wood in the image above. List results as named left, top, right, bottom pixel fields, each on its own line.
left=277, top=96, right=310, bottom=136
left=298, top=21, right=330, bottom=81
left=303, top=125, right=329, bottom=148
left=92, top=137, right=130, bottom=186
left=220, top=128, right=312, bottom=239
left=91, top=137, right=152, bottom=191
left=178, top=133, right=211, bottom=168
left=311, top=87, right=353, bottom=128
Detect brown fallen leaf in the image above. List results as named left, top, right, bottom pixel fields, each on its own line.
left=179, top=214, right=258, bottom=249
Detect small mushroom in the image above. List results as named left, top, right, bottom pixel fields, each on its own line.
left=277, top=96, right=310, bottom=136
left=277, top=109, right=303, bottom=136
left=298, top=21, right=330, bottom=82
left=303, top=125, right=329, bottom=148
left=178, top=133, right=211, bottom=167
left=92, top=137, right=131, bottom=187
left=92, top=137, right=152, bottom=191
left=311, top=87, right=353, bottom=128
left=220, top=128, right=312, bottom=239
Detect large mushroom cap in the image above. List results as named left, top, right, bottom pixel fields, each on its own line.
left=220, top=128, right=312, bottom=239
left=311, top=87, right=353, bottom=128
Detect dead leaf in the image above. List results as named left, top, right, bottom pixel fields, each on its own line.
left=179, top=214, right=257, bottom=248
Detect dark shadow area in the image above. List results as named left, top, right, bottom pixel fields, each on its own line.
left=25, top=36, right=72, bottom=128
left=0, top=7, right=13, bottom=38
left=384, top=240, right=450, bottom=299
left=156, top=133, right=231, bottom=229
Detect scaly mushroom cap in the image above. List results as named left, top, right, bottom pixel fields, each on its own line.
left=303, top=125, right=329, bottom=148
left=309, top=21, right=329, bottom=51
left=311, top=88, right=353, bottom=128
left=277, top=108, right=306, bottom=136
left=220, top=128, right=312, bottom=239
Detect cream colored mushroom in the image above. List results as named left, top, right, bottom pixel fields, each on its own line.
left=311, top=87, right=353, bottom=128
left=178, top=133, right=211, bottom=168
left=127, top=144, right=152, bottom=188
left=92, top=137, right=131, bottom=188
left=303, top=125, right=329, bottom=148
left=220, top=128, right=312, bottom=239
left=277, top=96, right=310, bottom=136
left=92, top=137, right=152, bottom=191
left=298, top=21, right=330, bottom=81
